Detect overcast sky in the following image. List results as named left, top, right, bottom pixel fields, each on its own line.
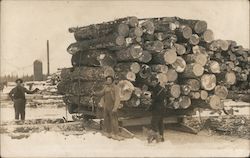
left=1, top=0, right=249, bottom=76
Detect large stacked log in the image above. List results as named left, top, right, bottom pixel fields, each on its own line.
left=58, top=16, right=250, bottom=113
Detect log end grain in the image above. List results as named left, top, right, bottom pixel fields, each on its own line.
left=201, top=74, right=216, bottom=91
left=179, top=96, right=191, bottom=109
left=214, top=85, right=228, bottom=99
left=163, top=48, right=178, bottom=64
left=200, top=90, right=208, bottom=100
left=170, top=84, right=181, bottom=98
left=117, top=80, right=135, bottom=101
left=171, top=56, right=187, bottom=73
left=194, top=20, right=207, bottom=34
left=207, top=95, right=223, bottom=110
left=118, top=23, right=129, bottom=37
left=203, top=29, right=214, bottom=43
left=166, top=69, right=178, bottom=82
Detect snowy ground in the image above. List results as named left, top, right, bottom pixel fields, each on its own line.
left=1, top=129, right=249, bottom=157
left=0, top=84, right=250, bottom=157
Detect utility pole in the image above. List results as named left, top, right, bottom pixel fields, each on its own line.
left=47, top=40, right=50, bottom=76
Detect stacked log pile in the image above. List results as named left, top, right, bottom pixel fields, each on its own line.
left=58, top=16, right=250, bottom=112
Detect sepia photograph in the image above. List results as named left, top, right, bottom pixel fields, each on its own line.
left=0, top=0, right=249, bottom=157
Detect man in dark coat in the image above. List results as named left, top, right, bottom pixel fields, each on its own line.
left=9, top=79, right=39, bottom=121
left=149, top=80, right=167, bottom=142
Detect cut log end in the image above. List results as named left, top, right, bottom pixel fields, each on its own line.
left=171, top=56, right=187, bottom=73
left=170, top=84, right=181, bottom=98
left=163, top=49, right=177, bottom=64
left=203, top=29, right=214, bottom=43
left=194, top=20, right=207, bottom=34
left=174, top=43, right=186, bottom=55
left=201, top=74, right=216, bottom=91
left=166, top=69, right=178, bottom=82
left=118, top=23, right=129, bottom=37
left=181, top=25, right=192, bottom=39
left=200, top=90, right=208, bottom=100
left=195, top=54, right=207, bottom=66
left=189, top=34, right=200, bottom=45
left=207, top=95, right=223, bottom=110
left=117, top=80, right=135, bottom=101
left=208, top=61, right=220, bottom=73
left=179, top=96, right=191, bottom=109
left=214, top=85, right=228, bottom=99
left=225, top=71, right=236, bottom=85
left=115, top=36, right=126, bottom=46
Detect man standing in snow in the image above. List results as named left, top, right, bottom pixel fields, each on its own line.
left=148, top=80, right=167, bottom=142
left=9, top=79, right=39, bottom=121
left=94, top=76, right=122, bottom=140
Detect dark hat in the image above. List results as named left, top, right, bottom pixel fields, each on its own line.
left=15, top=78, right=23, bottom=83
left=105, top=76, right=114, bottom=82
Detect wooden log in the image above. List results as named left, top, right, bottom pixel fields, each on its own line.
left=214, top=85, right=228, bottom=99
left=189, top=34, right=200, bottom=45
left=206, top=95, right=222, bottom=110
left=168, top=84, right=181, bottom=98
left=151, top=64, right=168, bottom=73
left=171, top=56, right=187, bottom=73
left=193, top=20, right=207, bottom=34
left=139, top=64, right=152, bottom=79
left=182, top=63, right=204, bottom=78
left=174, top=43, right=186, bottom=55
left=115, top=62, right=141, bottom=74
left=117, top=80, right=135, bottom=101
left=184, top=79, right=201, bottom=91
left=71, top=50, right=116, bottom=67
left=217, top=39, right=229, bottom=51
left=179, top=19, right=207, bottom=34
left=189, top=91, right=200, bottom=99
left=144, top=40, right=164, bottom=52
left=156, top=73, right=168, bottom=85
left=184, top=53, right=207, bottom=66
left=175, top=25, right=192, bottom=41
left=129, top=27, right=143, bottom=38
left=151, top=48, right=177, bottom=65
left=201, top=29, right=214, bottom=43
left=71, top=23, right=129, bottom=41
left=61, top=66, right=115, bottom=81
left=178, top=96, right=192, bottom=109
left=141, top=20, right=155, bottom=34
left=206, top=60, right=220, bottom=73
left=116, top=44, right=143, bottom=62
left=201, top=74, right=216, bottom=91
left=216, top=71, right=236, bottom=85
left=70, top=17, right=139, bottom=40
left=67, top=34, right=126, bottom=54
left=138, top=50, right=152, bottom=63
left=166, top=68, right=178, bottom=82
left=181, top=85, right=191, bottom=95
left=115, top=71, right=136, bottom=81
left=200, top=90, right=208, bottom=100
left=127, top=16, right=139, bottom=27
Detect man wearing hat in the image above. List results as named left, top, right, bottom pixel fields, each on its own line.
left=9, top=79, right=39, bottom=121
left=94, top=76, right=122, bottom=140
left=148, top=79, right=167, bottom=143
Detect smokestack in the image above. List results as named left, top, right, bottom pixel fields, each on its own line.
left=47, top=40, right=50, bottom=76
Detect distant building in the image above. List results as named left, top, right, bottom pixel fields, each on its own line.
left=33, top=60, right=43, bottom=81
